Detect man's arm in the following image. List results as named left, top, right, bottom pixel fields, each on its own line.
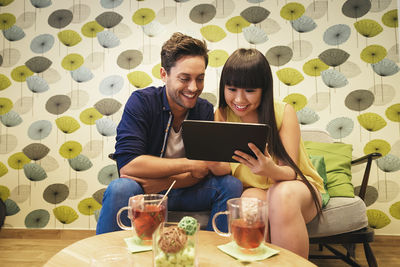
left=120, top=155, right=210, bottom=179
left=122, top=172, right=200, bottom=194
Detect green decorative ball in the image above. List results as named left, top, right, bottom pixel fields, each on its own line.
left=178, top=216, right=198, bottom=236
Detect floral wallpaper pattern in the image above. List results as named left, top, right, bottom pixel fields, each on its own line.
left=0, top=0, right=399, bottom=234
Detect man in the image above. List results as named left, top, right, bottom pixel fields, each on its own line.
left=96, top=32, right=242, bottom=234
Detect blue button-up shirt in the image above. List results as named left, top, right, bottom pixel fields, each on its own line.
left=114, top=86, right=214, bottom=171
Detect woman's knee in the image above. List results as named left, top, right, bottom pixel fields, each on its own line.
left=268, top=182, right=302, bottom=214
left=242, top=188, right=267, bottom=201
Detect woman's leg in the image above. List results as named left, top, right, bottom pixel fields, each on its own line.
left=241, top=187, right=267, bottom=201
left=267, top=180, right=321, bottom=258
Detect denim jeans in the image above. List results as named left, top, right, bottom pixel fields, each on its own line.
left=96, top=175, right=243, bottom=235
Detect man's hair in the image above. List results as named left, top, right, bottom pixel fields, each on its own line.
left=161, top=32, right=208, bottom=74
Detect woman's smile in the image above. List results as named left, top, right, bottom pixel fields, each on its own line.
left=233, top=103, right=249, bottom=111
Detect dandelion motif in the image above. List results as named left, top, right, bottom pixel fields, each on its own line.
left=364, top=139, right=391, bottom=157
left=80, top=107, right=103, bottom=148
left=98, top=164, right=118, bottom=185
left=242, top=25, right=268, bottom=46
left=382, top=9, right=398, bottom=54
left=358, top=112, right=387, bottom=140
left=200, top=25, right=226, bottom=43
left=26, top=75, right=49, bottom=94
left=376, top=154, right=400, bottom=200
left=0, top=74, right=11, bottom=91
left=303, top=58, right=329, bottom=102
left=27, top=120, right=52, bottom=141
left=323, top=24, right=351, bottom=47
left=8, top=152, right=30, bottom=193
left=48, top=9, right=73, bottom=29
left=70, top=66, right=94, bottom=83
left=189, top=4, right=216, bottom=25
left=240, top=6, right=270, bottom=24
left=99, top=75, right=124, bottom=96
left=296, top=107, right=319, bottom=125
left=96, top=11, right=123, bottom=29
left=30, top=34, right=54, bottom=54
left=385, top=104, right=400, bottom=135
left=81, top=21, right=104, bottom=57
left=53, top=206, right=78, bottom=226
left=78, top=197, right=101, bottom=229
left=225, top=16, right=251, bottom=47
left=22, top=143, right=49, bottom=161
left=25, top=56, right=52, bottom=74
left=97, top=30, right=120, bottom=49
left=94, top=98, right=122, bottom=116
left=326, top=117, right=354, bottom=141
left=24, top=209, right=50, bottom=228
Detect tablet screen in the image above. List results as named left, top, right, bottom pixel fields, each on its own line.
left=182, top=120, right=269, bottom=162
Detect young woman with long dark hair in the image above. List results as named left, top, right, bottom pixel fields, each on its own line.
left=215, top=48, right=325, bottom=258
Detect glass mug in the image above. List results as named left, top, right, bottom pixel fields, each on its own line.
left=153, top=221, right=200, bottom=267
left=212, top=197, right=268, bottom=253
left=116, top=194, right=168, bottom=245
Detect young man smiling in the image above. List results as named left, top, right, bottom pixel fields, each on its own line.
left=96, top=32, right=242, bottom=234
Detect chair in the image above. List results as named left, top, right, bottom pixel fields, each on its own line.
left=302, top=127, right=380, bottom=267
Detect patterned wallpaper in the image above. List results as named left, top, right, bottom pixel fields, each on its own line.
left=0, top=0, right=399, bottom=234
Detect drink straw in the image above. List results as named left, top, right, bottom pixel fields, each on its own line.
left=157, top=180, right=176, bottom=207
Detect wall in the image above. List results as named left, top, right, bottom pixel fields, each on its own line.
left=0, top=0, right=399, bottom=235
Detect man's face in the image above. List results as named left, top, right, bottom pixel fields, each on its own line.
left=161, top=55, right=206, bottom=112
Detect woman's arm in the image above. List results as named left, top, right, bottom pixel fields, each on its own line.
left=278, top=104, right=301, bottom=166
left=232, top=104, right=299, bottom=182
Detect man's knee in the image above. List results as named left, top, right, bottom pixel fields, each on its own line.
left=103, top=178, right=143, bottom=201
left=216, top=175, right=243, bottom=196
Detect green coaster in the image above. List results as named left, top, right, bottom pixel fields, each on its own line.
left=124, top=236, right=152, bottom=253
left=217, top=241, right=279, bottom=262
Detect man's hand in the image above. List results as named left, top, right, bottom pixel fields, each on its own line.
left=189, top=160, right=210, bottom=179
left=205, top=161, right=231, bottom=176
left=122, top=175, right=170, bottom=194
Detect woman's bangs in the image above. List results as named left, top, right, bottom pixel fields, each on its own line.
left=223, top=64, right=265, bottom=89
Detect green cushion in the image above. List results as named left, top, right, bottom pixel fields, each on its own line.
left=304, top=141, right=354, bottom=198
left=309, top=155, right=330, bottom=208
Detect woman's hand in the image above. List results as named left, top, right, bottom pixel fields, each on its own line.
left=232, top=143, right=277, bottom=178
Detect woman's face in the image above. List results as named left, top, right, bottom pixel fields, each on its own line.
left=224, top=85, right=262, bottom=123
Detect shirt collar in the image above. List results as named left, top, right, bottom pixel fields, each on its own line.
left=161, top=85, right=171, bottom=112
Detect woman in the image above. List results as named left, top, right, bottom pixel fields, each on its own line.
left=215, top=48, right=325, bottom=258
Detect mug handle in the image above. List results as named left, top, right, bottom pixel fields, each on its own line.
left=212, top=211, right=230, bottom=237
left=116, top=206, right=132, bottom=230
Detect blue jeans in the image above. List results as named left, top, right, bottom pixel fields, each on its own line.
left=96, top=175, right=242, bottom=235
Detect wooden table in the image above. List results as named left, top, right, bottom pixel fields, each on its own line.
left=44, top=230, right=316, bottom=266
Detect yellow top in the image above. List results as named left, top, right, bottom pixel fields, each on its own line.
left=216, top=101, right=324, bottom=192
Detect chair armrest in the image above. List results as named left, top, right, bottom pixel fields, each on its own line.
left=108, top=153, right=115, bottom=161
left=351, top=153, right=382, bottom=166
left=351, top=152, right=382, bottom=201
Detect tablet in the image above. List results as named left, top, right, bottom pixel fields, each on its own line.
left=182, top=120, right=269, bottom=162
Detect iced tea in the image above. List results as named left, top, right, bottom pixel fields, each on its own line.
left=231, top=218, right=265, bottom=249
left=132, top=204, right=166, bottom=241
